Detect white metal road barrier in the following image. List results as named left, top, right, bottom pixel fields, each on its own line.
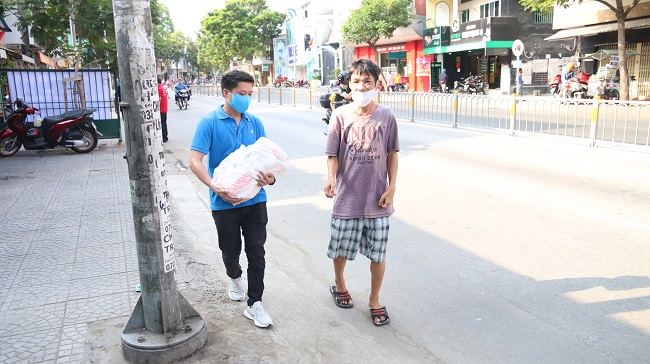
left=195, top=86, right=650, bottom=147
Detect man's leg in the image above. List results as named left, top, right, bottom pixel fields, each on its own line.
left=240, top=202, right=268, bottom=306
left=333, top=256, right=348, bottom=293
left=212, top=210, right=244, bottom=279
left=160, top=112, right=168, bottom=142
left=369, top=260, right=386, bottom=309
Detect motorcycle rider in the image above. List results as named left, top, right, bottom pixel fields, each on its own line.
left=329, top=72, right=352, bottom=110
left=174, top=78, right=190, bottom=106
left=561, top=63, right=576, bottom=98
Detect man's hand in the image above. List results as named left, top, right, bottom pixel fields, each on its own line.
left=211, top=186, right=245, bottom=205
left=256, top=171, right=275, bottom=187
left=324, top=180, right=336, bottom=198
left=378, top=187, right=396, bottom=208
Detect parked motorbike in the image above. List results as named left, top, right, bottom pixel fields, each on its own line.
left=0, top=99, right=98, bottom=157
left=587, top=77, right=621, bottom=100
left=453, top=78, right=467, bottom=93
left=549, top=74, right=562, bottom=98
left=177, top=89, right=189, bottom=110
left=274, top=76, right=293, bottom=88
left=465, top=75, right=486, bottom=95
left=295, top=79, right=310, bottom=88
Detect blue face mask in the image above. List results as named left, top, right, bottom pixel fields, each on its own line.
left=228, top=92, right=252, bottom=113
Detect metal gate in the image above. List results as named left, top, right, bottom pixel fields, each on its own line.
left=599, top=42, right=650, bottom=98
left=0, top=69, right=121, bottom=139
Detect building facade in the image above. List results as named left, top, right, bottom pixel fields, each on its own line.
left=545, top=0, right=650, bottom=99
left=423, top=0, right=564, bottom=93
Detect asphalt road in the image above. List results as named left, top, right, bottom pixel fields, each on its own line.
left=161, top=94, right=650, bottom=363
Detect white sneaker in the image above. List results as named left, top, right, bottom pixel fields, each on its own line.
left=228, top=277, right=245, bottom=301
left=244, top=301, right=273, bottom=328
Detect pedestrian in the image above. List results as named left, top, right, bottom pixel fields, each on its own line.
left=393, top=72, right=402, bottom=87
left=439, top=69, right=448, bottom=92
left=387, top=70, right=395, bottom=92
left=324, top=58, right=399, bottom=327
left=517, top=69, right=524, bottom=97
left=188, top=70, right=276, bottom=328
left=157, top=77, right=169, bottom=143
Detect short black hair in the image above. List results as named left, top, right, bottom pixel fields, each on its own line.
left=348, top=58, right=381, bottom=83
left=221, top=70, right=255, bottom=92
left=157, top=77, right=162, bottom=84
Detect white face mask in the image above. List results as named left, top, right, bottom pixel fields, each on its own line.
left=351, top=88, right=377, bottom=107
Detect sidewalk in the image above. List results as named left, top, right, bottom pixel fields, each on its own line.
left=0, top=141, right=140, bottom=363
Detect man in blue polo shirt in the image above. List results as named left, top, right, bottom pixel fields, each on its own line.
left=189, top=70, right=276, bottom=328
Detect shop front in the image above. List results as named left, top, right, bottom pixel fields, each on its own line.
left=424, top=17, right=517, bottom=91
left=354, top=40, right=428, bottom=92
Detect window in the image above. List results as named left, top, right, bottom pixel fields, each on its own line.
left=460, top=9, right=470, bottom=23
left=535, top=11, right=553, bottom=23
left=479, top=1, right=499, bottom=18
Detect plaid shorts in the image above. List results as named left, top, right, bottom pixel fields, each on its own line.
left=327, top=217, right=390, bottom=263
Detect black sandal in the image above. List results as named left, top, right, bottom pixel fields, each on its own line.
left=370, top=306, right=390, bottom=326
left=330, top=286, right=354, bottom=308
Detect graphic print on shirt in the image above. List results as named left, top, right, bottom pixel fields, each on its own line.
left=343, top=123, right=384, bottom=165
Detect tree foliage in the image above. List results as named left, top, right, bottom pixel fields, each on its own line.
left=6, top=0, right=117, bottom=69
left=152, top=0, right=175, bottom=64
left=197, top=0, right=285, bottom=72
left=341, top=0, right=414, bottom=62
left=5, top=0, right=176, bottom=74
left=518, top=0, right=641, bottom=100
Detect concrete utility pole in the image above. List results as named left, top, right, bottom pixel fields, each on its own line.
left=111, top=1, right=207, bottom=363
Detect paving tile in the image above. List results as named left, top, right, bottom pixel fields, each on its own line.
left=64, top=292, right=133, bottom=323
left=0, top=328, right=60, bottom=364
left=68, top=273, right=130, bottom=300
left=0, top=141, right=142, bottom=363
left=56, top=323, right=87, bottom=364
left=71, top=255, right=130, bottom=279
left=22, top=244, right=78, bottom=267
left=2, top=280, right=70, bottom=310
left=13, top=262, right=74, bottom=286
left=0, top=302, right=66, bottom=338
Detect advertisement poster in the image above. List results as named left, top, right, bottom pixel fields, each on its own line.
left=416, top=56, right=433, bottom=77
left=273, top=37, right=288, bottom=78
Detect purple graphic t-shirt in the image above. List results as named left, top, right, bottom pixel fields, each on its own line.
left=325, top=103, right=400, bottom=219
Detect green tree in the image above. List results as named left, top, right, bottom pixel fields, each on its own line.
left=197, top=0, right=285, bottom=71
left=185, top=39, right=199, bottom=76
left=518, top=0, right=641, bottom=100
left=6, top=0, right=117, bottom=70
left=6, top=0, right=172, bottom=74
left=341, top=0, right=413, bottom=65
left=151, top=0, right=175, bottom=71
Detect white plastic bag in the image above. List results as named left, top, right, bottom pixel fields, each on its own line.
left=211, top=137, right=289, bottom=202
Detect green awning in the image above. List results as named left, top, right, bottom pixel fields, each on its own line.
left=389, top=51, right=406, bottom=59
left=423, top=40, right=514, bottom=54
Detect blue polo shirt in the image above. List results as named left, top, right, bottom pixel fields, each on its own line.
left=190, top=105, right=267, bottom=211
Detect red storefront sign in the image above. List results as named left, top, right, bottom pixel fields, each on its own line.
left=376, top=44, right=406, bottom=53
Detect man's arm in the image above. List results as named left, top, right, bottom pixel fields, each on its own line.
left=324, top=156, right=338, bottom=198
left=189, top=150, right=244, bottom=205
left=379, top=150, right=398, bottom=208
left=189, top=150, right=217, bottom=191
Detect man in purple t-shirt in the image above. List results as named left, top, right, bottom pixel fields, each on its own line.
left=324, top=58, right=399, bottom=327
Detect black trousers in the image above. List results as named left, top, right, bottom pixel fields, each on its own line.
left=160, top=112, right=168, bottom=141
left=212, top=202, right=268, bottom=306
